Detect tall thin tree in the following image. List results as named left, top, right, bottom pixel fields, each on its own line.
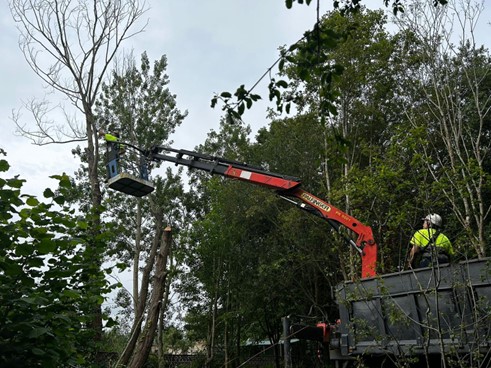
left=9, top=0, right=148, bottom=345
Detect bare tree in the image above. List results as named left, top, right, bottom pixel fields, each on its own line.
left=8, top=0, right=148, bottom=342
left=395, top=0, right=491, bottom=258
left=9, top=0, right=147, bottom=142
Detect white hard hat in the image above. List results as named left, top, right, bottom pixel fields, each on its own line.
left=424, top=213, right=442, bottom=228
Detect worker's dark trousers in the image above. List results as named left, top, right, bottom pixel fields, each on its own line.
left=419, top=254, right=449, bottom=268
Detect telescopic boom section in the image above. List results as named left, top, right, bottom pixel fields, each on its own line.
left=149, top=147, right=377, bottom=278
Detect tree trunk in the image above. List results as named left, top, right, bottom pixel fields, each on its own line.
left=86, top=112, right=104, bottom=342
left=118, top=211, right=164, bottom=367
left=158, top=241, right=173, bottom=368
left=128, top=226, right=173, bottom=368
left=158, top=306, right=165, bottom=368
left=133, top=200, right=143, bottom=311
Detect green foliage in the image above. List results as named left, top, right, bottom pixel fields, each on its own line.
left=210, top=86, right=261, bottom=122
left=183, top=2, right=491, bottom=366
left=97, top=52, right=187, bottom=150
left=211, top=11, right=344, bottom=122
left=179, top=118, right=345, bottom=365
left=184, top=1, right=490, bottom=351
left=161, top=325, right=194, bottom=354
left=0, top=155, right=112, bottom=367
left=95, top=51, right=187, bottom=263
left=212, top=1, right=450, bottom=122
left=285, top=0, right=313, bottom=9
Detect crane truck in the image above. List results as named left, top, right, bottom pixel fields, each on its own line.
left=105, top=140, right=491, bottom=367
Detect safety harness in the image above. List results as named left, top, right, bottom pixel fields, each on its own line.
left=421, top=230, right=449, bottom=264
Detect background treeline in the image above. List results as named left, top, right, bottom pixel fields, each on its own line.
left=173, top=4, right=491, bottom=367
left=1, top=1, right=490, bottom=367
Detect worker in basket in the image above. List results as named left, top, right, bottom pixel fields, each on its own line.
left=408, top=213, right=454, bottom=268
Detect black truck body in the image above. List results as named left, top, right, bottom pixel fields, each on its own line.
left=330, top=258, right=491, bottom=364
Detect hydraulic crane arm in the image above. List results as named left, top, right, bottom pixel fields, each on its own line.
left=147, top=146, right=377, bottom=278
left=148, top=147, right=302, bottom=190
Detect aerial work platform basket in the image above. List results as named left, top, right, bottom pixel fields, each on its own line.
left=107, top=172, right=154, bottom=197
left=104, top=135, right=154, bottom=197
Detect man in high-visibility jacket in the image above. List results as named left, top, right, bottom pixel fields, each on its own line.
left=408, top=213, right=454, bottom=268
left=103, top=132, right=120, bottom=179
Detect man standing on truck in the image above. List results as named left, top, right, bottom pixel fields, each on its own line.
left=408, top=213, right=454, bottom=268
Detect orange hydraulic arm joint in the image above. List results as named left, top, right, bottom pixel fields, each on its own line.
left=148, top=147, right=377, bottom=278
left=284, top=188, right=377, bottom=278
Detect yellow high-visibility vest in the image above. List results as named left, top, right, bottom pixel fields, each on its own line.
left=105, top=133, right=118, bottom=142
left=410, top=229, right=454, bottom=256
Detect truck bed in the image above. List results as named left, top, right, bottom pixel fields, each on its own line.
left=330, top=258, right=491, bottom=361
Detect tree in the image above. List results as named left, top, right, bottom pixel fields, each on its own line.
left=96, top=51, right=186, bottom=310
left=178, top=121, right=255, bottom=367
left=254, top=114, right=344, bottom=306
left=212, top=0, right=450, bottom=122
left=394, top=0, right=491, bottom=258
left=95, top=52, right=187, bottom=367
left=277, top=8, right=407, bottom=277
left=9, top=0, right=147, bottom=205
left=0, top=150, right=114, bottom=367
left=179, top=117, right=343, bottom=367
left=9, top=0, right=148, bottom=343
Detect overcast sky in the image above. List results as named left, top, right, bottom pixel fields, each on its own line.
left=1, top=1, right=490, bottom=198
left=0, top=1, right=333, bottom=197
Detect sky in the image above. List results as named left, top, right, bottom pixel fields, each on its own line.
left=0, top=0, right=332, bottom=197
left=1, top=1, right=490, bottom=197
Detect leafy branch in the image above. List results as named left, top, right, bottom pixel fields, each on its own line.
left=211, top=23, right=344, bottom=122
left=210, top=0, right=449, bottom=122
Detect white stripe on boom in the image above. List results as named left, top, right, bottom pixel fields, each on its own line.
left=240, top=171, right=252, bottom=180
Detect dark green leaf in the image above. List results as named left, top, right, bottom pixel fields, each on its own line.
left=20, top=297, right=39, bottom=305
left=238, top=102, right=245, bottom=116
left=60, top=175, right=72, bottom=188
left=29, top=327, right=51, bottom=339
left=26, top=196, right=39, bottom=206
left=53, top=195, right=65, bottom=205
left=7, top=178, right=24, bottom=189
left=276, top=80, right=288, bottom=88
left=38, top=239, right=56, bottom=254
left=15, top=243, right=32, bottom=257
left=104, top=317, right=118, bottom=328
left=63, top=289, right=81, bottom=299
left=2, top=262, right=22, bottom=276
left=43, top=188, right=55, bottom=198
left=31, top=348, right=45, bottom=356
left=279, top=58, right=285, bottom=71
left=27, top=256, right=45, bottom=268
left=0, top=159, right=9, bottom=172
